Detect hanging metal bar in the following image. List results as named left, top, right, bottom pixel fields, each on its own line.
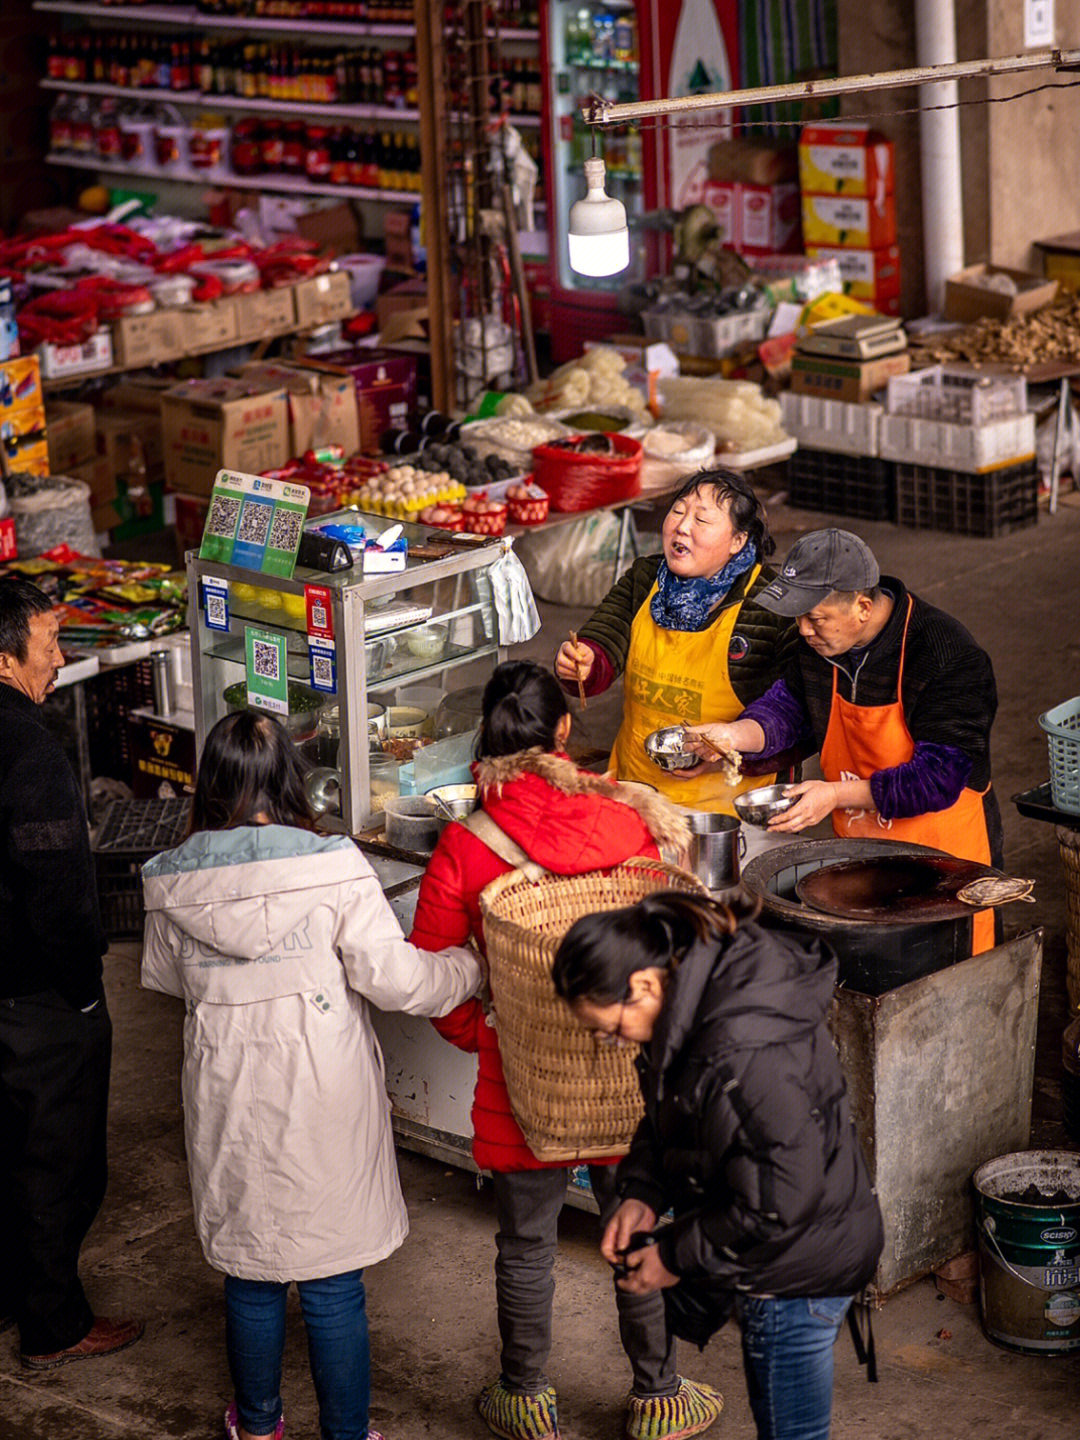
left=584, top=46, right=1080, bottom=125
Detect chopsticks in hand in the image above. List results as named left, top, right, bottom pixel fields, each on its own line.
left=568, top=631, right=587, bottom=710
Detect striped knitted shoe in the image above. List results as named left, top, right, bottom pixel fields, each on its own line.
left=477, top=1379, right=560, bottom=1440
left=624, top=1378, right=723, bottom=1440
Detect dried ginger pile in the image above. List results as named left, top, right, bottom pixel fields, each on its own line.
left=911, top=294, right=1080, bottom=370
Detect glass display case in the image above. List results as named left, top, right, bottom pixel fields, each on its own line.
left=187, top=510, right=506, bottom=834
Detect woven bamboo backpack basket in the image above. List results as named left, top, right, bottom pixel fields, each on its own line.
left=478, top=857, right=705, bottom=1162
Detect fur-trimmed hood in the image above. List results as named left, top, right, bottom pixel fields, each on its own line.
left=472, top=748, right=689, bottom=862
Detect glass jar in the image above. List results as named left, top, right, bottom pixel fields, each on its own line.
left=305, top=123, right=332, bottom=179
left=368, top=753, right=400, bottom=817
left=231, top=118, right=263, bottom=175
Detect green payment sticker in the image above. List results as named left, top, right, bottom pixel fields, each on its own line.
left=244, top=627, right=289, bottom=716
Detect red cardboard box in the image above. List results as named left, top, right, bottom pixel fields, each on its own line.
left=302, top=349, right=417, bottom=454
left=700, top=181, right=802, bottom=255
left=798, top=123, right=895, bottom=198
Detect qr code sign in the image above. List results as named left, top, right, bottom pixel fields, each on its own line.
left=311, top=600, right=328, bottom=631
left=252, top=639, right=280, bottom=681
left=205, top=591, right=227, bottom=628
left=269, top=506, right=304, bottom=554
left=206, top=494, right=242, bottom=538
left=311, top=651, right=334, bottom=688
left=237, top=500, right=273, bottom=546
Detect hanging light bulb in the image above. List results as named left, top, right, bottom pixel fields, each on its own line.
left=568, top=155, right=629, bottom=277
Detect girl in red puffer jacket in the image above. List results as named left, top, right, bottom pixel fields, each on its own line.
left=409, top=660, right=721, bottom=1440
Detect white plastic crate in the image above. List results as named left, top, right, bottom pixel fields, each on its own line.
left=886, top=365, right=1027, bottom=424
left=641, top=306, right=767, bottom=358
left=779, top=393, right=882, bottom=457
left=879, top=411, right=1036, bottom=473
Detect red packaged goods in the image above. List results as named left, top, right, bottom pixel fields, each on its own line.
left=531, top=433, right=642, bottom=512
left=462, top=493, right=508, bottom=536
left=505, top=481, right=549, bottom=525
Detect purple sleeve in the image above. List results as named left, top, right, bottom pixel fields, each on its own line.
left=740, top=679, right=814, bottom=758
left=869, top=742, right=973, bottom=820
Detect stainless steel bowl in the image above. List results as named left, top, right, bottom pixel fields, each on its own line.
left=425, top=783, right=479, bottom=821
left=644, top=726, right=700, bottom=772
left=733, top=784, right=797, bottom=828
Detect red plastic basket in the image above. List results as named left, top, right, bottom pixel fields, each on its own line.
left=531, top=433, right=643, bottom=512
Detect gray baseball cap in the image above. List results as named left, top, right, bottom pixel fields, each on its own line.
left=757, top=529, right=880, bottom=616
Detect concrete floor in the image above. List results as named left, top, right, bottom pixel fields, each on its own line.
left=5, top=487, right=1080, bottom=1438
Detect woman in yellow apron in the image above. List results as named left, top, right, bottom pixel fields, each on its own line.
left=683, top=528, right=1001, bottom=952
left=554, top=469, right=797, bottom=814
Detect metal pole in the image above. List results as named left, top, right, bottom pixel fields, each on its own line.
left=584, top=48, right=1080, bottom=125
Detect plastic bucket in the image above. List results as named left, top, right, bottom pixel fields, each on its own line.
left=974, top=1149, right=1080, bottom=1354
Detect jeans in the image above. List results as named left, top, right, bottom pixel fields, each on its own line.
left=492, top=1166, right=678, bottom=1398
left=0, top=987, right=111, bottom=1355
left=225, top=1270, right=371, bottom=1440
left=736, top=1295, right=852, bottom=1440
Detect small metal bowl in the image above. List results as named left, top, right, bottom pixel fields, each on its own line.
left=644, top=726, right=700, bottom=772
left=425, top=783, right=479, bottom=821
left=733, top=784, right=797, bottom=828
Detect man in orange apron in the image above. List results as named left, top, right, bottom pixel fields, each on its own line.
left=684, top=529, right=1002, bottom=952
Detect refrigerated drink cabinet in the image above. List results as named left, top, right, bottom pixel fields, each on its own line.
left=187, top=512, right=507, bottom=835
left=541, top=0, right=739, bottom=358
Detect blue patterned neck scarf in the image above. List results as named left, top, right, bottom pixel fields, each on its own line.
left=650, top=543, right=758, bottom=632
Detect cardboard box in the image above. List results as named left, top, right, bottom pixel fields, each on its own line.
left=806, top=244, right=902, bottom=308
left=101, top=375, right=175, bottom=413
left=707, top=138, right=798, bottom=185
left=791, top=349, right=911, bottom=403
left=91, top=499, right=123, bottom=532
left=1035, top=232, right=1080, bottom=292
left=38, top=330, right=113, bottom=380
left=8, top=437, right=49, bottom=476
left=943, top=264, right=1058, bottom=323
left=68, top=455, right=118, bottom=507
left=46, top=399, right=96, bottom=472
left=383, top=209, right=416, bottom=272
left=800, top=192, right=897, bottom=250
left=0, top=355, right=44, bottom=418
left=294, top=271, right=354, bottom=327
left=798, top=123, right=895, bottom=197
left=700, top=181, right=801, bottom=255
left=127, top=710, right=196, bottom=799
left=294, top=201, right=363, bottom=253
left=235, top=360, right=361, bottom=457
left=376, top=278, right=428, bottom=332
left=303, top=349, right=417, bottom=453
left=112, top=311, right=185, bottom=369
left=173, top=491, right=212, bottom=556
left=0, top=515, right=16, bottom=561
left=235, top=286, right=297, bottom=339
left=161, top=379, right=290, bottom=496
left=95, top=409, right=165, bottom=486
left=181, top=298, right=238, bottom=353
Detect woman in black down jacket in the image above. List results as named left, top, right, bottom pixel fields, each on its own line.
left=552, top=891, right=883, bottom=1440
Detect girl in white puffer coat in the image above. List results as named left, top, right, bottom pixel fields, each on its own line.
left=141, top=710, right=481, bottom=1440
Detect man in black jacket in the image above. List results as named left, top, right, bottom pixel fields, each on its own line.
left=0, top=577, right=142, bottom=1369
left=686, top=529, right=1002, bottom=951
